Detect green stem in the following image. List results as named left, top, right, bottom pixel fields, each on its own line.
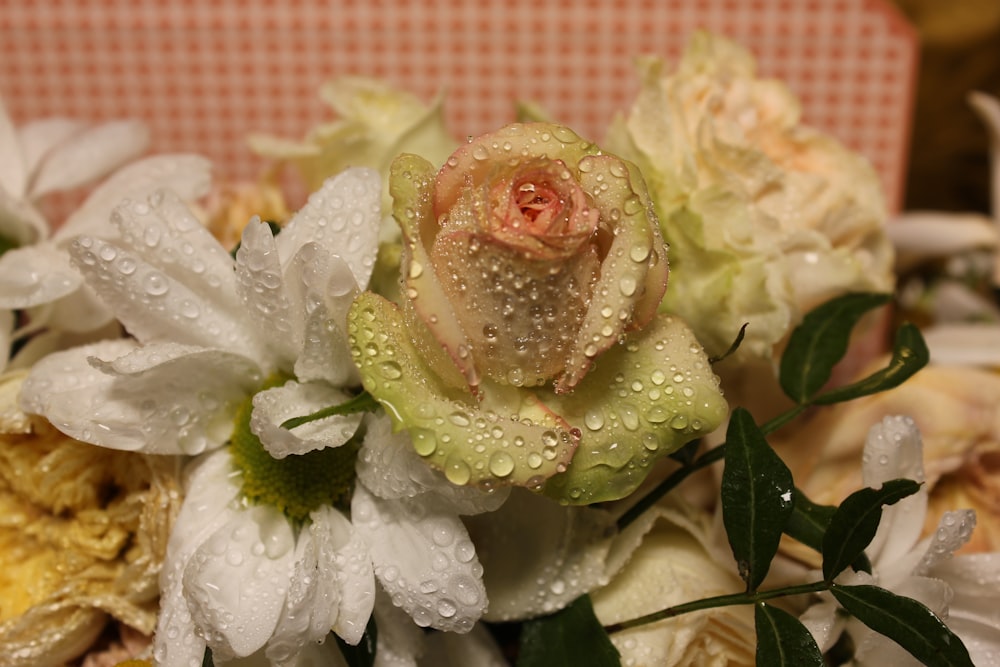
left=280, top=390, right=380, bottom=429
left=604, top=580, right=830, bottom=634
left=760, top=404, right=807, bottom=435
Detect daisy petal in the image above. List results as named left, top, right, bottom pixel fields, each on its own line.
left=351, top=484, right=487, bottom=632
left=56, top=154, right=213, bottom=241
left=266, top=508, right=342, bottom=664
left=275, top=167, right=382, bottom=289
left=235, top=218, right=299, bottom=365
left=68, top=233, right=257, bottom=354
left=0, top=184, right=48, bottom=245
left=914, top=510, right=977, bottom=576
left=21, top=339, right=259, bottom=454
left=419, top=623, right=509, bottom=667
left=155, top=451, right=243, bottom=667
left=0, top=96, right=27, bottom=197
left=314, top=506, right=376, bottom=645
left=251, top=380, right=363, bottom=458
left=28, top=120, right=149, bottom=198
left=0, top=243, right=81, bottom=308
left=183, top=503, right=296, bottom=661
left=16, top=118, right=85, bottom=177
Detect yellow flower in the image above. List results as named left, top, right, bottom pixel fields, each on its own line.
left=202, top=175, right=291, bottom=251
left=0, top=370, right=181, bottom=667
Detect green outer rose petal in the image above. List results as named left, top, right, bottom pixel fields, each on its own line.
left=543, top=313, right=728, bottom=504
left=348, top=291, right=578, bottom=489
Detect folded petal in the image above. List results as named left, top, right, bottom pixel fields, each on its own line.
left=314, top=506, right=376, bottom=645
left=55, top=154, right=213, bottom=242
left=16, top=118, right=85, bottom=178
left=351, top=484, right=487, bottom=632
left=418, top=623, right=508, bottom=667
left=0, top=243, right=80, bottom=308
left=21, top=339, right=260, bottom=454
left=154, top=450, right=243, bottom=667
left=276, top=167, right=382, bottom=290
left=251, top=380, right=362, bottom=458
left=467, top=487, right=615, bottom=621
left=28, top=120, right=149, bottom=198
left=183, top=503, right=296, bottom=661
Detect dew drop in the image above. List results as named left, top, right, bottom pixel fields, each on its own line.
left=379, top=361, right=403, bottom=380
left=144, top=272, right=169, bottom=296
left=584, top=409, right=605, bottom=431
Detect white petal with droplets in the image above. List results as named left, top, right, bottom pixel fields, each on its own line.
left=914, top=510, right=977, bottom=576
left=356, top=413, right=509, bottom=514
left=69, top=233, right=262, bottom=357
left=235, top=218, right=299, bottom=366
left=467, top=487, right=615, bottom=622
left=0, top=243, right=81, bottom=308
left=351, top=484, right=487, bottom=633
left=155, top=450, right=243, bottom=667
left=371, top=588, right=426, bottom=667
left=28, top=119, right=149, bottom=198
left=21, top=338, right=260, bottom=454
left=56, top=154, right=213, bottom=242
left=266, top=510, right=341, bottom=665
left=418, top=623, right=509, bottom=667
left=275, top=167, right=382, bottom=289
left=316, top=506, right=376, bottom=645
left=183, top=503, right=296, bottom=661
left=251, top=380, right=363, bottom=458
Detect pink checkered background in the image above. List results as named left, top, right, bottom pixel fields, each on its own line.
left=0, top=0, right=916, bottom=212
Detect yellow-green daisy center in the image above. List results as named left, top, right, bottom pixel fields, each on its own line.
left=230, top=377, right=359, bottom=524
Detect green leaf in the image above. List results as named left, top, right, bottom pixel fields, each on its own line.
left=831, top=585, right=974, bottom=666
left=784, top=489, right=871, bottom=574
left=821, top=479, right=921, bottom=581
left=721, top=408, right=795, bottom=592
left=334, top=617, right=378, bottom=667
left=814, top=323, right=930, bottom=405
left=754, top=603, right=824, bottom=666
left=517, top=595, right=620, bottom=667
left=779, top=292, right=891, bottom=404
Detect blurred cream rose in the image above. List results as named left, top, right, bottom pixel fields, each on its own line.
left=0, top=370, right=181, bottom=667
left=605, top=31, right=894, bottom=366
left=591, top=499, right=755, bottom=667
left=771, top=360, right=1000, bottom=555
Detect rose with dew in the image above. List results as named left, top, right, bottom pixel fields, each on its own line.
left=348, top=122, right=727, bottom=504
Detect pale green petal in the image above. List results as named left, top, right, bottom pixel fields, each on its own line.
left=543, top=313, right=728, bottom=504
left=348, top=292, right=576, bottom=489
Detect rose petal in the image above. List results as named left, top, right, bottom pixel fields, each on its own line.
left=349, top=292, right=577, bottom=490
left=468, top=487, right=615, bottom=621
left=543, top=313, right=728, bottom=504
left=356, top=413, right=509, bottom=514
left=154, top=450, right=243, bottom=667
left=56, top=154, right=213, bottom=242
left=183, top=504, right=296, bottom=660
left=274, top=167, right=382, bottom=290
left=21, top=339, right=260, bottom=454
left=28, top=120, right=149, bottom=199
left=250, top=380, right=362, bottom=458
left=351, top=484, right=487, bottom=632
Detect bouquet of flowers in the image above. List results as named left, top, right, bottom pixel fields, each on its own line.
left=1, top=30, right=998, bottom=667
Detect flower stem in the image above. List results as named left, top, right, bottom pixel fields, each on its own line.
left=604, top=580, right=830, bottom=633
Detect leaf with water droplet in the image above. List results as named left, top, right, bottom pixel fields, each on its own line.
left=754, top=602, right=824, bottom=666
left=830, top=584, right=974, bottom=666
left=813, top=323, right=929, bottom=405
left=783, top=488, right=871, bottom=574
left=779, top=292, right=891, bottom=404
left=721, top=408, right=794, bottom=592
left=822, top=478, right=920, bottom=581
left=543, top=313, right=727, bottom=504
left=516, top=595, right=620, bottom=667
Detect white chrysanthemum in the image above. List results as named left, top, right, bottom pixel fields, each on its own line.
left=19, top=167, right=504, bottom=665
left=0, top=93, right=219, bottom=372
left=799, top=415, right=1000, bottom=666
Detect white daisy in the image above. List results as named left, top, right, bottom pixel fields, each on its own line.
left=800, top=415, right=1000, bottom=666
left=19, top=167, right=503, bottom=665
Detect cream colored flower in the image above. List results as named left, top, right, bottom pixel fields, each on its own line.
left=605, top=30, right=894, bottom=364
left=590, top=499, right=755, bottom=667
left=202, top=175, right=291, bottom=251
left=0, top=370, right=180, bottom=667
